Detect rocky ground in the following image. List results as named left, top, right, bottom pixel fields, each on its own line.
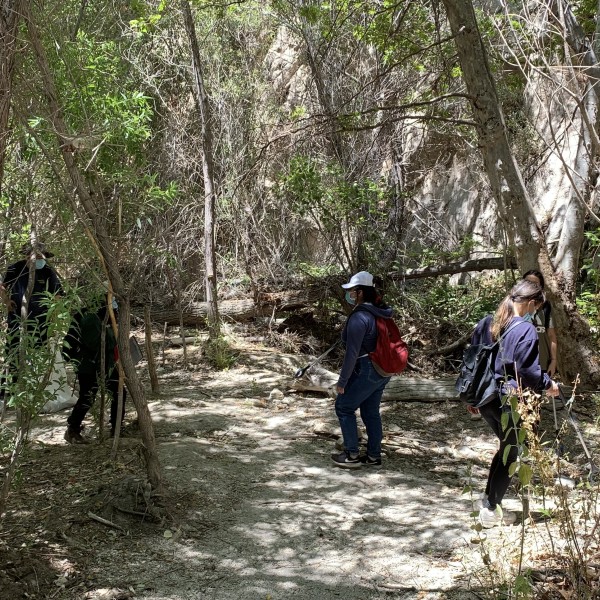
left=1, top=335, right=599, bottom=600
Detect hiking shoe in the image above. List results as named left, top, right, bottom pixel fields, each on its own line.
left=479, top=506, right=503, bottom=528
left=360, top=455, right=382, bottom=467
left=479, top=505, right=516, bottom=528
left=64, top=428, right=89, bottom=445
left=331, top=451, right=361, bottom=469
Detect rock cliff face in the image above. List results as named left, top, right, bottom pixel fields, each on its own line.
left=263, top=25, right=595, bottom=267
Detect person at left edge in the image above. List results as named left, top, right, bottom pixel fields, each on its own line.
left=331, top=271, right=393, bottom=469
left=0, top=243, right=62, bottom=402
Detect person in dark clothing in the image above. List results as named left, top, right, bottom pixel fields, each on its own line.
left=468, top=279, right=559, bottom=528
left=63, top=299, right=125, bottom=443
left=331, top=271, right=394, bottom=468
left=522, top=269, right=558, bottom=377
left=0, top=243, right=62, bottom=401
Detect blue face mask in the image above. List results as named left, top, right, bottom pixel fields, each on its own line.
left=523, top=312, right=534, bottom=323
left=345, top=291, right=356, bottom=306
left=35, top=259, right=46, bottom=270
left=111, top=299, right=118, bottom=310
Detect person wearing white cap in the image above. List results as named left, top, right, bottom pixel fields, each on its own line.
left=332, top=271, right=394, bottom=468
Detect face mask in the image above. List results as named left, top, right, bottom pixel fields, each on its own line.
left=523, top=312, right=534, bottom=323
left=35, top=259, right=46, bottom=270
left=345, top=291, right=356, bottom=306
left=111, top=299, right=118, bottom=310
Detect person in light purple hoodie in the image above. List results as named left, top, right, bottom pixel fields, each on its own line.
left=469, top=279, right=560, bottom=528
left=331, top=271, right=394, bottom=469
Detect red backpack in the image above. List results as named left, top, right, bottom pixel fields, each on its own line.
left=370, top=317, right=409, bottom=377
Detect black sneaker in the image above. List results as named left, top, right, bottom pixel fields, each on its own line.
left=360, top=455, right=382, bottom=467
left=331, top=451, right=361, bottom=469
left=64, top=428, right=89, bottom=444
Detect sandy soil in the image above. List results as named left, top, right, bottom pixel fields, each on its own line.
left=1, top=340, right=598, bottom=600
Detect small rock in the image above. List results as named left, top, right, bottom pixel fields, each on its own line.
left=362, top=514, right=377, bottom=523
left=554, top=476, right=576, bottom=489
left=253, top=399, right=268, bottom=408
left=269, top=389, right=284, bottom=400
left=456, top=446, right=478, bottom=459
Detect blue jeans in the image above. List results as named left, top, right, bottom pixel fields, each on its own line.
left=335, top=357, right=390, bottom=458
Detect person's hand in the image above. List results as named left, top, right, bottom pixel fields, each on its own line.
left=546, top=381, right=560, bottom=397
left=336, top=385, right=345, bottom=395
left=466, top=405, right=480, bottom=415
left=547, top=359, right=557, bottom=377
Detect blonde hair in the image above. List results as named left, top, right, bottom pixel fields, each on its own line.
left=491, top=280, right=545, bottom=340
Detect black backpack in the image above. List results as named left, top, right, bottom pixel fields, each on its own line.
left=455, top=320, right=522, bottom=407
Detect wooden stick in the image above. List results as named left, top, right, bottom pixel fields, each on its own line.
left=87, top=511, right=125, bottom=531
left=144, top=306, right=159, bottom=393
left=161, top=322, right=168, bottom=367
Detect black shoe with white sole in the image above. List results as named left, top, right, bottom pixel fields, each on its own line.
left=360, top=455, right=382, bottom=467
left=331, top=450, right=361, bottom=469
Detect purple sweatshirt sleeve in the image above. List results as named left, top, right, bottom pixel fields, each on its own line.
left=498, top=321, right=550, bottom=393
left=337, top=312, right=370, bottom=388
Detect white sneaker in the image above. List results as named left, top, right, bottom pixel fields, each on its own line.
left=479, top=505, right=517, bottom=528
left=479, top=505, right=503, bottom=528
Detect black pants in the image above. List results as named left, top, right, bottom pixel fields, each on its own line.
left=1, top=317, right=48, bottom=399
left=67, top=367, right=126, bottom=433
left=479, top=395, right=520, bottom=509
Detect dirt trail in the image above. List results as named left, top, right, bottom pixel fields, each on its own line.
left=0, top=345, right=595, bottom=599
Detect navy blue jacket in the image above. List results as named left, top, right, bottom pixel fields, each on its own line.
left=2, top=259, right=62, bottom=320
left=472, top=315, right=551, bottom=395
left=337, top=303, right=394, bottom=388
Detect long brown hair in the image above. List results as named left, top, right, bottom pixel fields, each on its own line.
left=491, top=280, right=545, bottom=340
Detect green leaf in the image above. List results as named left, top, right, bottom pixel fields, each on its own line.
left=501, top=411, right=509, bottom=432
left=508, top=461, right=518, bottom=477
left=503, top=444, right=512, bottom=465
left=518, top=463, right=533, bottom=486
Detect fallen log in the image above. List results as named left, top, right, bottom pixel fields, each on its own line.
left=390, top=256, right=517, bottom=280
left=136, top=256, right=516, bottom=327
left=290, top=364, right=458, bottom=403
left=136, top=290, right=316, bottom=326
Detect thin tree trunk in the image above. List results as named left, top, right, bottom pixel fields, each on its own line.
left=99, top=309, right=107, bottom=440
left=144, top=306, right=159, bottom=393
left=0, top=0, right=23, bottom=194
left=23, top=0, right=164, bottom=492
left=181, top=0, right=220, bottom=340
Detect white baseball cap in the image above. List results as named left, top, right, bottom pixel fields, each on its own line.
left=341, top=271, right=374, bottom=289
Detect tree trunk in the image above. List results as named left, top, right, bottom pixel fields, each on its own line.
left=0, top=0, right=23, bottom=194
left=23, top=0, right=164, bottom=493
left=181, top=0, right=220, bottom=340
left=441, top=0, right=600, bottom=386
